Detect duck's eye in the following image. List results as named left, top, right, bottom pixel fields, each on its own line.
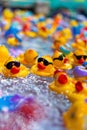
left=5, top=61, right=14, bottom=69
left=43, top=59, right=52, bottom=66
left=14, top=61, right=20, bottom=67
left=83, top=56, right=87, bottom=60
left=44, top=60, right=49, bottom=66
left=38, top=58, right=43, bottom=62
left=5, top=61, right=20, bottom=69
left=74, top=54, right=82, bottom=60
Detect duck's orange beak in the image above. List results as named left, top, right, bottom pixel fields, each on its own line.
left=58, top=74, right=68, bottom=84
left=37, top=63, right=46, bottom=70
left=78, top=58, right=84, bottom=64
left=64, top=58, right=68, bottom=63
left=10, top=66, right=20, bottom=74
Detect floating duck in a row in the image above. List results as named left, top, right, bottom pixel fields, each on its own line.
left=0, top=45, right=30, bottom=78
left=31, top=55, right=55, bottom=77
left=17, top=49, right=38, bottom=68
left=52, top=50, right=72, bottom=70
left=3, top=56, right=30, bottom=78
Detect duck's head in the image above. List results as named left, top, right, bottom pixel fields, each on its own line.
left=61, top=28, right=72, bottom=41
left=24, top=49, right=38, bottom=67
left=52, top=37, right=66, bottom=50
left=37, top=55, right=53, bottom=72
left=3, top=8, right=14, bottom=20
left=52, top=51, right=69, bottom=69
left=74, top=49, right=87, bottom=65
left=4, top=57, right=21, bottom=76
left=63, top=100, right=87, bottom=130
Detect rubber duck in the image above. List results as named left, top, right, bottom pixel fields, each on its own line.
left=49, top=70, right=87, bottom=102
left=7, top=37, right=20, bottom=46
left=3, top=9, right=14, bottom=30
left=23, top=23, right=37, bottom=38
left=63, top=100, right=87, bottom=130
left=38, top=25, right=48, bottom=39
left=52, top=36, right=67, bottom=50
left=3, top=8, right=14, bottom=20
left=69, top=81, right=87, bottom=102
left=2, top=56, right=30, bottom=78
left=52, top=50, right=72, bottom=70
left=72, top=35, right=87, bottom=50
left=0, top=45, right=10, bottom=72
left=73, top=49, right=87, bottom=66
left=49, top=69, right=75, bottom=97
left=61, top=28, right=72, bottom=41
left=31, top=55, right=55, bottom=77
left=17, top=49, right=38, bottom=68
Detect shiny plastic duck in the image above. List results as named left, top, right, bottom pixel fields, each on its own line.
left=31, top=55, right=55, bottom=77
left=38, top=25, right=48, bottom=39
left=63, top=100, right=87, bottom=130
left=73, top=49, right=87, bottom=66
left=69, top=81, right=87, bottom=102
left=72, top=35, right=87, bottom=50
left=7, top=37, right=19, bottom=46
left=0, top=45, right=10, bottom=72
left=2, top=56, right=30, bottom=78
left=61, top=28, right=72, bottom=41
left=49, top=69, right=75, bottom=98
left=23, top=23, right=37, bottom=38
left=17, top=49, right=38, bottom=68
left=3, top=8, right=14, bottom=30
left=52, top=50, right=72, bottom=70
left=52, top=34, right=67, bottom=50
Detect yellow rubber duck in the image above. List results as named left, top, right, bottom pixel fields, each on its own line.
left=17, top=49, right=38, bottom=68
left=0, top=45, right=10, bottom=72
left=24, top=31, right=37, bottom=38
left=7, top=37, right=19, bottom=46
left=2, top=56, right=30, bottom=78
left=31, top=55, right=55, bottom=77
left=72, top=35, right=87, bottom=50
left=73, top=49, right=87, bottom=66
left=3, top=8, right=14, bottom=20
left=70, top=20, right=78, bottom=27
left=63, top=100, right=87, bottom=130
left=38, top=25, right=48, bottom=39
left=69, top=81, right=87, bottom=102
left=61, top=28, right=72, bottom=41
left=49, top=69, right=75, bottom=98
left=3, top=9, right=14, bottom=30
left=52, top=50, right=72, bottom=70
left=52, top=36, right=67, bottom=50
